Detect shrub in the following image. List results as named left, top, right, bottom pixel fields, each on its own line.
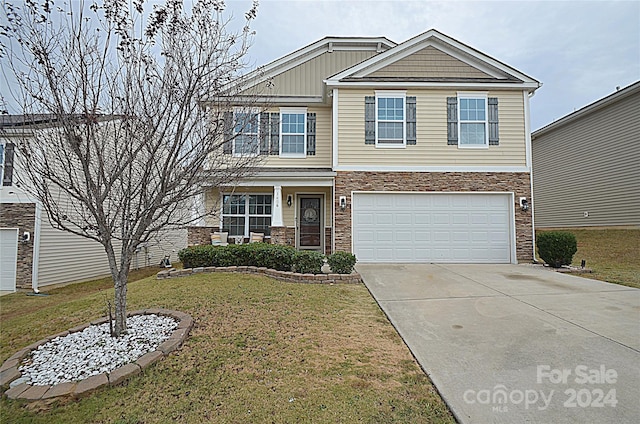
left=292, top=250, right=325, bottom=274
left=178, top=243, right=298, bottom=271
left=178, top=245, right=216, bottom=268
left=327, top=251, right=357, bottom=274
left=537, top=231, right=578, bottom=268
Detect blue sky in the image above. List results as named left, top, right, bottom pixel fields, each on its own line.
left=226, top=0, right=640, bottom=130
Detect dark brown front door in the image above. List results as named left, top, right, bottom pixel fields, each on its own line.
left=298, top=196, right=322, bottom=250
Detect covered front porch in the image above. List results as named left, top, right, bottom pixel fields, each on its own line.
left=191, top=169, right=335, bottom=255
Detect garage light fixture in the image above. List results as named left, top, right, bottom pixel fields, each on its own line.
left=339, top=196, right=347, bottom=211
left=519, top=197, right=529, bottom=212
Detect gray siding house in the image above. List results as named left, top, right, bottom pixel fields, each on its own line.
left=531, top=81, right=640, bottom=228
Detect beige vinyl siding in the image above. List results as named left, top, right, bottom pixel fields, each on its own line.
left=337, top=89, right=527, bottom=167
left=532, top=90, right=640, bottom=228
left=37, top=219, right=186, bottom=286
left=262, top=106, right=332, bottom=168
left=249, top=50, right=379, bottom=97
left=368, top=46, right=492, bottom=79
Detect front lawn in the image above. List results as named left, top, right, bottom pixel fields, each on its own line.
left=536, top=228, right=640, bottom=288
left=0, top=272, right=454, bottom=423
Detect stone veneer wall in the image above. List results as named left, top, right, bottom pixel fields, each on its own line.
left=334, top=171, right=534, bottom=262
left=186, top=226, right=219, bottom=246
left=0, top=203, right=36, bottom=288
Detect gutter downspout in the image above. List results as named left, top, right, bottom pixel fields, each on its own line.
left=525, top=89, right=538, bottom=262
left=31, top=202, right=43, bottom=293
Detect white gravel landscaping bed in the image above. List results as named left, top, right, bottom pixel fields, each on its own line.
left=18, top=314, right=178, bottom=386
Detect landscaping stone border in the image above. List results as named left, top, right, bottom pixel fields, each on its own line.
left=0, top=309, right=192, bottom=402
left=156, top=265, right=363, bottom=284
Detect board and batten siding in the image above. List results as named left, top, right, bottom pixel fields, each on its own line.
left=37, top=218, right=186, bottom=287
left=367, top=46, right=493, bottom=79
left=532, top=88, right=640, bottom=228
left=337, top=89, right=527, bottom=167
left=248, top=50, right=380, bottom=97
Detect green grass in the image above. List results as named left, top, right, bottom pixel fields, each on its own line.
left=537, top=228, right=640, bottom=288
left=0, top=271, right=454, bottom=423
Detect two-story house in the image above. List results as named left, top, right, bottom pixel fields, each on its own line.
left=0, top=115, right=187, bottom=292
left=194, top=29, right=541, bottom=264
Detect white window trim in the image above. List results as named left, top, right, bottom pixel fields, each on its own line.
left=232, top=107, right=260, bottom=157
left=220, top=192, right=273, bottom=237
left=457, top=92, right=489, bottom=149
left=375, top=90, right=406, bottom=149
left=279, top=107, right=307, bottom=158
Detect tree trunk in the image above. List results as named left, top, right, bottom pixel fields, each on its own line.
left=113, top=272, right=128, bottom=336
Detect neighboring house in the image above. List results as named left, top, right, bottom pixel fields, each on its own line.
left=192, top=29, right=541, bottom=264
left=0, top=115, right=186, bottom=292
left=531, top=81, right=640, bottom=228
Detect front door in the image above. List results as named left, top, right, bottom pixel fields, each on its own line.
left=297, top=195, right=322, bottom=251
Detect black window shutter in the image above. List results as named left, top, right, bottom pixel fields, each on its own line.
left=488, top=97, right=499, bottom=145
left=447, top=97, right=458, bottom=145
left=406, top=96, right=417, bottom=145
left=306, top=112, right=316, bottom=156
left=259, top=112, right=270, bottom=155
left=223, top=111, right=233, bottom=154
left=364, top=96, right=375, bottom=145
left=269, top=112, right=279, bottom=155
left=2, top=143, right=15, bottom=186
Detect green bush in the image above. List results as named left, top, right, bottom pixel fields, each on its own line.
left=178, top=243, right=298, bottom=271
left=178, top=245, right=217, bottom=268
left=327, top=251, right=357, bottom=274
left=537, top=231, right=578, bottom=268
left=292, top=250, right=325, bottom=274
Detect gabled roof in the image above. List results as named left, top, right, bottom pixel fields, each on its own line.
left=325, top=29, right=541, bottom=90
left=532, top=80, right=640, bottom=137
left=232, top=36, right=396, bottom=94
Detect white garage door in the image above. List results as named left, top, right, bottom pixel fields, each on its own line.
left=353, top=193, right=513, bottom=263
left=0, top=228, right=19, bottom=291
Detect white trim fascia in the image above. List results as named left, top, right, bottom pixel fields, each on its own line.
left=324, top=81, right=540, bottom=90
left=334, top=165, right=530, bottom=173
left=326, top=29, right=539, bottom=86
left=208, top=96, right=325, bottom=106
left=331, top=182, right=336, bottom=254
left=227, top=37, right=396, bottom=93
left=234, top=178, right=334, bottom=187
left=332, top=89, right=339, bottom=170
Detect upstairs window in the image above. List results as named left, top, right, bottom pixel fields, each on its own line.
left=1, top=142, right=15, bottom=186
left=376, top=92, right=406, bottom=147
left=365, top=92, right=416, bottom=147
left=233, top=110, right=259, bottom=156
left=280, top=109, right=306, bottom=157
left=459, top=95, right=488, bottom=147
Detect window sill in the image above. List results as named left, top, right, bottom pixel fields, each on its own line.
left=375, top=143, right=406, bottom=149
left=457, top=144, right=489, bottom=149
left=279, top=153, right=307, bottom=159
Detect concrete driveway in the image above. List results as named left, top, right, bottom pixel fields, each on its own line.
left=357, top=264, right=640, bottom=424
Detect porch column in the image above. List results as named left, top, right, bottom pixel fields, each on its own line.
left=272, top=185, right=284, bottom=227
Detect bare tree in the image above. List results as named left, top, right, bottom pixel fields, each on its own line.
left=1, top=0, right=263, bottom=336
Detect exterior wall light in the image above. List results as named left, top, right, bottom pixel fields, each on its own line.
left=339, top=196, right=347, bottom=211
left=287, top=195, right=292, bottom=207
left=519, top=197, right=529, bottom=212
